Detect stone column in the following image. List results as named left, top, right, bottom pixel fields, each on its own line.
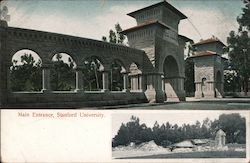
left=195, top=82, right=202, bottom=98
left=174, top=77, right=185, bottom=101
left=122, top=72, right=129, bottom=92
left=161, top=75, right=165, bottom=91
left=134, top=76, right=138, bottom=90
left=130, top=76, right=133, bottom=90
left=74, top=67, right=84, bottom=93
left=130, top=75, right=137, bottom=91
left=205, top=81, right=215, bottom=98
left=145, top=73, right=165, bottom=103
left=41, top=65, right=51, bottom=93
left=138, top=74, right=142, bottom=91
left=141, top=74, right=146, bottom=91
left=101, top=70, right=109, bottom=92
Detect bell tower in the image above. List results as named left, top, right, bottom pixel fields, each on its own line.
left=122, top=1, right=190, bottom=102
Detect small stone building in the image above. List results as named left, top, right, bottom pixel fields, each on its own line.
left=191, top=36, right=225, bottom=98
left=215, top=129, right=226, bottom=147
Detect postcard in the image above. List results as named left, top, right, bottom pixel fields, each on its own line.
left=0, top=0, right=250, bottom=162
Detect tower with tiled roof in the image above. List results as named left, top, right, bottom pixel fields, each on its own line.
left=191, top=36, right=225, bottom=98
left=122, top=0, right=191, bottom=102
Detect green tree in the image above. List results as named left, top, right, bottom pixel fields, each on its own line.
left=226, top=1, right=250, bottom=95
left=237, top=0, right=250, bottom=30
left=10, top=54, right=42, bottom=91
left=82, top=57, right=102, bottom=91
left=126, top=116, right=141, bottom=144
left=139, top=123, right=153, bottom=143
left=50, top=54, right=75, bottom=91
left=112, top=114, right=246, bottom=148
left=112, top=123, right=129, bottom=147
left=224, top=70, right=241, bottom=92
left=152, top=121, right=161, bottom=145
left=102, top=23, right=126, bottom=44
left=110, top=61, right=123, bottom=91
left=184, top=41, right=195, bottom=96
left=211, top=113, right=246, bottom=144
left=102, top=23, right=126, bottom=91
left=201, top=118, right=213, bottom=138
left=184, top=58, right=195, bottom=96
left=113, top=116, right=145, bottom=147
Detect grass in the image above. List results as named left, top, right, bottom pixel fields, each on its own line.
left=118, top=151, right=246, bottom=159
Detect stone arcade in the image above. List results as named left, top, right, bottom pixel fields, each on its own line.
left=0, top=1, right=220, bottom=108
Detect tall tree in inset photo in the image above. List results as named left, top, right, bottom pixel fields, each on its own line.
left=226, top=0, right=250, bottom=96
left=211, top=113, right=246, bottom=144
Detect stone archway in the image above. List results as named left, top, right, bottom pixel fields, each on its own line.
left=110, top=59, right=126, bottom=91
left=50, top=53, right=76, bottom=91
left=163, top=56, right=182, bottom=102
left=83, top=56, right=103, bottom=91
left=10, top=49, right=42, bottom=92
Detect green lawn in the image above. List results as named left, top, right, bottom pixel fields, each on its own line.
left=119, top=151, right=246, bottom=159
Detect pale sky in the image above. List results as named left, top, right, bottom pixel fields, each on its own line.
left=111, top=110, right=248, bottom=138
left=2, top=0, right=245, bottom=44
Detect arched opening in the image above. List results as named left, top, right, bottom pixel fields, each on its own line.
left=163, top=56, right=179, bottom=77
left=50, top=53, right=76, bottom=91
left=201, top=77, right=207, bottom=98
left=10, top=49, right=42, bottom=92
left=110, top=60, right=125, bottom=91
left=82, top=56, right=103, bottom=91
left=163, top=56, right=180, bottom=101
left=129, top=62, right=142, bottom=91
left=216, top=71, right=222, bottom=97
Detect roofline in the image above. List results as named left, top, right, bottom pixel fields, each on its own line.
left=190, top=51, right=219, bottom=58
left=178, top=35, right=193, bottom=42
left=192, top=39, right=226, bottom=47
left=127, top=1, right=187, bottom=20
left=121, top=21, right=169, bottom=34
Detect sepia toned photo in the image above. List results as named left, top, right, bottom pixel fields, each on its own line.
left=112, top=111, right=247, bottom=159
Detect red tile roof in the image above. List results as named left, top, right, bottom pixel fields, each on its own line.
left=190, top=51, right=219, bottom=58
left=121, top=20, right=169, bottom=34
left=127, top=1, right=187, bottom=20
left=193, top=37, right=225, bottom=46
left=179, top=35, right=193, bottom=42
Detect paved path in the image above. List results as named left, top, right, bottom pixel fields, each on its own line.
left=92, top=98, right=250, bottom=110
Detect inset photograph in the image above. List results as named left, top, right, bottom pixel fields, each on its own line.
left=112, top=111, right=247, bottom=159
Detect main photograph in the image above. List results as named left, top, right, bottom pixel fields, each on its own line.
left=0, top=0, right=250, bottom=109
